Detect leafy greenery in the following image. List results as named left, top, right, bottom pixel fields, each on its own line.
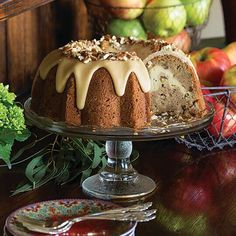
left=11, top=135, right=107, bottom=195
left=10, top=134, right=139, bottom=195
left=0, top=84, right=31, bottom=168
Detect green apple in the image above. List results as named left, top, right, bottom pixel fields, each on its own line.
left=100, top=0, right=147, bottom=20
left=142, top=0, right=187, bottom=37
left=181, top=0, right=212, bottom=26
left=107, top=18, right=147, bottom=39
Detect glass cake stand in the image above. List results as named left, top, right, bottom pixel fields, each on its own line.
left=24, top=98, right=214, bottom=201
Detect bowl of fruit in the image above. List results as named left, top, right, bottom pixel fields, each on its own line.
left=176, top=42, right=236, bottom=150
left=84, top=0, right=213, bottom=52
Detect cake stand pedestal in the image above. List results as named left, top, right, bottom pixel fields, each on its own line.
left=82, top=140, right=156, bottom=200
left=24, top=98, right=213, bottom=201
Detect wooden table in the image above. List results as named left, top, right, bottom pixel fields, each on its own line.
left=1, top=135, right=236, bottom=235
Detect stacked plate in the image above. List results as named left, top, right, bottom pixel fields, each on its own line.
left=4, top=199, right=137, bottom=236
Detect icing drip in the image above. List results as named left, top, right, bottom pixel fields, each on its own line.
left=39, top=50, right=62, bottom=79
left=39, top=50, right=151, bottom=110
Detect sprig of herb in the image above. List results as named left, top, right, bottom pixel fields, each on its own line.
left=12, top=135, right=107, bottom=195
left=11, top=134, right=139, bottom=195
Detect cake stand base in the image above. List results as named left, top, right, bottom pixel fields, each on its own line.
left=82, top=141, right=156, bottom=201
left=82, top=173, right=156, bottom=201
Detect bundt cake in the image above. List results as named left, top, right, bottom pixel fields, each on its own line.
left=31, top=35, right=206, bottom=129
left=31, top=40, right=151, bottom=129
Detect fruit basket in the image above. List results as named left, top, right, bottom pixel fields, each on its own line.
left=84, top=0, right=213, bottom=52
left=176, top=87, right=236, bottom=151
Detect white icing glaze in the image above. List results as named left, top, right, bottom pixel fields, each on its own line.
left=38, top=50, right=150, bottom=110
left=39, top=50, right=62, bottom=79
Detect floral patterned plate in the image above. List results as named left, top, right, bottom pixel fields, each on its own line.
left=5, top=199, right=137, bottom=236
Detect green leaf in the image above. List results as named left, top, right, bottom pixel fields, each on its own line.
left=11, top=183, right=33, bottom=195
left=10, top=139, right=37, bottom=162
left=34, top=165, right=47, bottom=184
left=71, top=138, right=90, bottom=159
left=72, top=138, right=86, bottom=150
left=55, top=162, right=70, bottom=184
left=62, top=160, right=92, bottom=185
left=57, top=168, right=70, bottom=184
left=85, top=141, right=94, bottom=155
left=13, top=162, right=59, bottom=195
left=101, top=156, right=107, bottom=169
left=92, top=143, right=102, bottom=169
left=80, top=168, right=92, bottom=184
left=0, top=142, right=13, bottom=168
left=34, top=166, right=60, bottom=188
left=11, top=147, right=50, bottom=167
left=0, top=129, right=16, bottom=145
left=25, top=156, right=43, bottom=183
left=15, top=128, right=31, bottom=142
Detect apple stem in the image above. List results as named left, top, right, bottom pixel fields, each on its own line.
left=200, top=54, right=207, bottom=61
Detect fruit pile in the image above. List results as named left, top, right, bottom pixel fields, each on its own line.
left=155, top=148, right=236, bottom=235
left=182, top=42, right=236, bottom=146
left=86, top=0, right=212, bottom=52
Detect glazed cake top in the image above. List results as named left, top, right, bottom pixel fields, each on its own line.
left=59, top=35, right=183, bottom=63
left=60, top=38, right=139, bottom=63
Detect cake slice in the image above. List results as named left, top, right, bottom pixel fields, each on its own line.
left=143, top=44, right=206, bottom=120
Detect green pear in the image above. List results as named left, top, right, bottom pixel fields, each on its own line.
left=181, top=0, right=212, bottom=26
left=107, top=18, right=147, bottom=39
left=142, top=0, right=187, bottom=37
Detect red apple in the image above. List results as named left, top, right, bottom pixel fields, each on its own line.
left=220, top=65, right=236, bottom=104
left=162, top=164, right=213, bottom=216
left=200, top=86, right=236, bottom=138
left=165, top=30, right=191, bottom=53
left=223, top=41, right=236, bottom=66
left=148, top=30, right=191, bottom=53
left=190, top=47, right=231, bottom=86
left=206, top=149, right=236, bottom=187
left=207, top=101, right=236, bottom=138
left=100, top=0, right=146, bottom=20
left=201, top=87, right=216, bottom=105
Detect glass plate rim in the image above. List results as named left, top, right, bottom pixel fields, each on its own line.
left=24, top=97, right=214, bottom=141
